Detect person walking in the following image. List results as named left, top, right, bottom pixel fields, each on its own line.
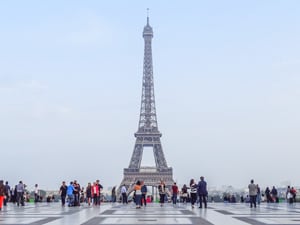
left=171, top=182, right=179, bottom=205
left=59, top=181, right=67, bottom=206
left=248, top=179, right=257, bottom=208
left=197, top=176, right=208, bottom=209
left=190, top=179, right=197, bottom=208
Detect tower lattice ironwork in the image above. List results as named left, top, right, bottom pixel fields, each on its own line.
left=119, top=15, right=174, bottom=191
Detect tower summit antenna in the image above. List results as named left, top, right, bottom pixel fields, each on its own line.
left=147, top=8, right=149, bottom=25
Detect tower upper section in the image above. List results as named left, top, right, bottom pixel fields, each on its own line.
left=143, top=16, right=153, bottom=38
left=136, top=16, right=160, bottom=135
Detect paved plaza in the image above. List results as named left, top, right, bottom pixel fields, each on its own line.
left=0, top=202, right=300, bottom=225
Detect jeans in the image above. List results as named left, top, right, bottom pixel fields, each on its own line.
left=61, top=195, right=66, bottom=206
left=250, top=195, right=257, bottom=208
left=135, top=194, right=141, bottom=206
left=172, top=194, right=177, bottom=204
left=17, top=192, right=24, bottom=206
left=199, top=194, right=207, bottom=208
left=141, top=193, right=147, bottom=206
left=122, top=193, right=127, bottom=204
left=68, top=194, right=74, bottom=206
left=256, top=194, right=261, bottom=204
left=190, top=193, right=197, bottom=206
left=159, top=194, right=166, bottom=204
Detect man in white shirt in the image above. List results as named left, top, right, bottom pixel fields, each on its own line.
left=248, top=179, right=257, bottom=208
left=121, top=185, right=127, bottom=204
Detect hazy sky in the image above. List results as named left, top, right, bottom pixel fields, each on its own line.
left=1, top=1, right=299, bottom=191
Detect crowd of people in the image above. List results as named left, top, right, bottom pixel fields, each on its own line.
left=0, top=177, right=298, bottom=211
left=0, top=179, right=105, bottom=209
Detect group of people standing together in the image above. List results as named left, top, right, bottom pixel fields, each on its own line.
left=130, top=176, right=208, bottom=209
left=170, top=176, right=208, bottom=209
left=131, top=180, right=148, bottom=208
left=0, top=180, right=27, bottom=209
left=59, top=180, right=103, bottom=207
left=248, top=179, right=297, bottom=208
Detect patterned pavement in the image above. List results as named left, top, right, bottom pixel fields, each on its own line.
left=0, top=202, right=300, bottom=225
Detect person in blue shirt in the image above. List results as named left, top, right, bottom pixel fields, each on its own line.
left=67, top=182, right=75, bottom=207
left=197, top=176, right=208, bottom=208
left=141, top=181, right=147, bottom=207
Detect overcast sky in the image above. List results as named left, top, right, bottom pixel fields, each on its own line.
left=1, top=0, right=300, bottom=191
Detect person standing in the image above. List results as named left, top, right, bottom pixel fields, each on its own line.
left=271, top=186, right=278, bottom=203
left=67, top=181, right=75, bottom=207
left=0, top=180, right=5, bottom=210
left=4, top=181, right=10, bottom=206
left=181, top=184, right=188, bottom=204
left=16, top=181, right=25, bottom=206
left=286, top=186, right=293, bottom=204
left=265, top=187, right=272, bottom=203
left=141, top=181, right=147, bottom=207
left=59, top=181, right=67, bottom=206
left=34, top=184, right=39, bottom=203
left=121, top=184, right=128, bottom=204
left=171, top=182, right=179, bottom=205
left=85, top=183, right=92, bottom=206
left=158, top=180, right=166, bottom=207
left=248, top=179, right=257, bottom=208
left=291, top=187, right=297, bottom=203
left=190, top=179, right=197, bottom=208
left=111, top=186, right=116, bottom=203
left=96, top=180, right=103, bottom=205
left=197, top=176, right=208, bottom=209
left=256, top=184, right=261, bottom=205
left=91, top=182, right=99, bottom=206
left=134, top=180, right=142, bottom=209
left=73, top=180, right=80, bottom=206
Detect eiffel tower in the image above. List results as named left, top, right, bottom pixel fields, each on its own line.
left=119, top=15, right=174, bottom=191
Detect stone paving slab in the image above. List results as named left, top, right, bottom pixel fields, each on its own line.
left=0, top=202, right=300, bottom=225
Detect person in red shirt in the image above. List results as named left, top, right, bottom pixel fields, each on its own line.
left=0, top=180, right=5, bottom=210
left=91, top=182, right=99, bottom=205
left=171, top=182, right=179, bottom=205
